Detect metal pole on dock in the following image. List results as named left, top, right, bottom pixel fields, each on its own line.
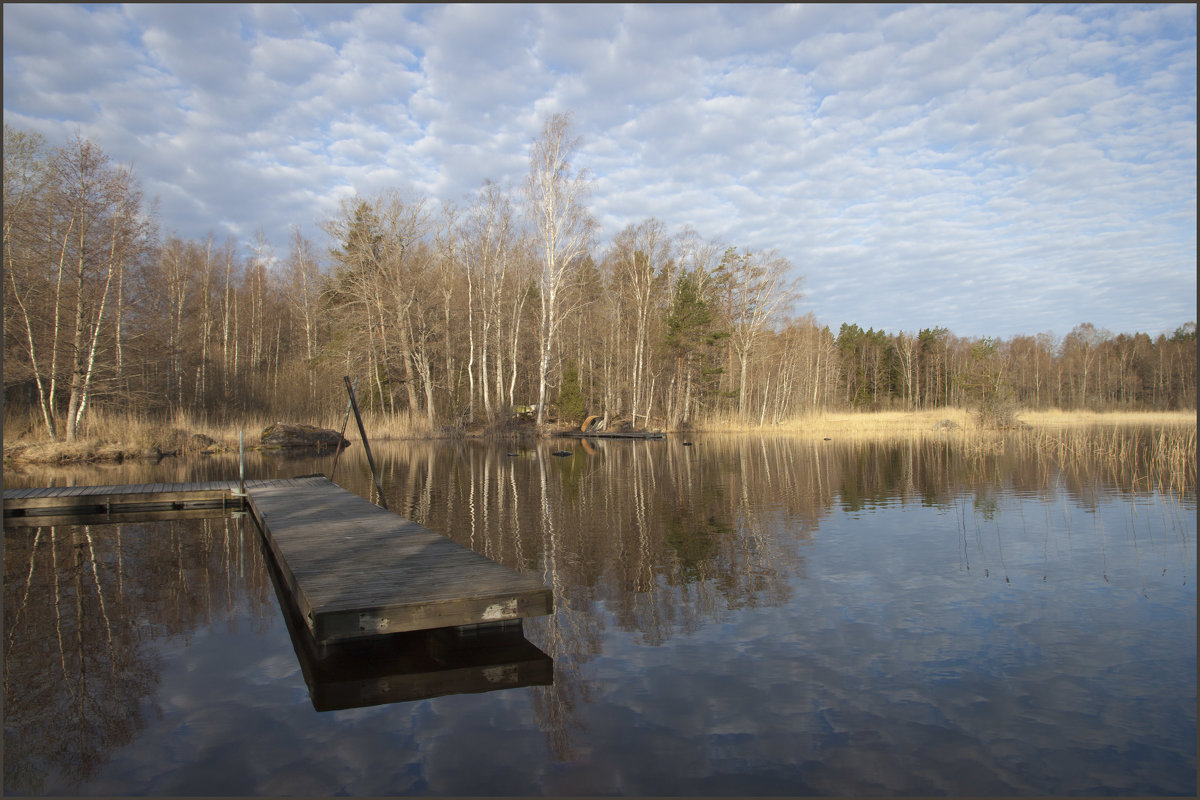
left=344, top=375, right=388, bottom=510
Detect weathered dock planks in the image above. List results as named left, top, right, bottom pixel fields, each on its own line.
left=258, top=517, right=552, bottom=710
left=4, top=476, right=555, bottom=645
left=3, top=480, right=250, bottom=520
left=245, top=476, right=553, bottom=644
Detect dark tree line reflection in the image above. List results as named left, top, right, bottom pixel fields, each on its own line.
left=3, top=516, right=271, bottom=794
left=5, top=428, right=1192, bottom=783
left=371, top=433, right=1192, bottom=615
left=360, top=429, right=1192, bottom=758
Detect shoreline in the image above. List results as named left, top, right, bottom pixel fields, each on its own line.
left=4, top=408, right=1194, bottom=467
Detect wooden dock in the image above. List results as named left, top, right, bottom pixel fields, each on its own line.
left=259, top=513, right=552, bottom=710
left=246, top=476, right=552, bottom=644
left=3, top=480, right=252, bottom=525
left=4, top=476, right=554, bottom=644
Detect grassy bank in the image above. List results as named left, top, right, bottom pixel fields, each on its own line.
left=692, top=408, right=977, bottom=439
left=690, top=407, right=1195, bottom=438
left=4, top=405, right=1194, bottom=467
left=689, top=407, right=1195, bottom=495
left=2, top=406, right=445, bottom=467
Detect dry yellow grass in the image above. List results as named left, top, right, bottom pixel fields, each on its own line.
left=356, top=409, right=438, bottom=440
left=692, top=407, right=1194, bottom=437
left=1014, top=409, right=1196, bottom=428
left=1019, top=418, right=1196, bottom=495
left=784, top=407, right=978, bottom=437
left=3, top=404, right=445, bottom=465
left=3, top=408, right=259, bottom=465
left=5, top=403, right=1193, bottom=466
left=693, top=407, right=979, bottom=440
left=688, top=407, right=1195, bottom=494
left=690, top=408, right=1196, bottom=478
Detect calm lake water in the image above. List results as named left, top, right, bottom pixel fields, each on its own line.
left=4, top=432, right=1196, bottom=795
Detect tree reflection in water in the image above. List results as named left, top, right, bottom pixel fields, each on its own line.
left=3, top=429, right=1194, bottom=794
left=376, top=433, right=1194, bottom=768
left=375, top=438, right=819, bottom=760
left=3, top=516, right=270, bottom=794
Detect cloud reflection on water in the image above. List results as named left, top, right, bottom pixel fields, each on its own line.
left=3, top=433, right=1195, bottom=795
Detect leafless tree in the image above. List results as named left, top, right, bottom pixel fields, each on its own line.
left=4, top=126, right=55, bottom=432
left=525, top=112, right=597, bottom=426
left=5, top=125, right=1193, bottom=434
left=461, top=180, right=523, bottom=421
left=720, top=247, right=801, bottom=418
left=609, top=218, right=673, bottom=428
left=5, top=132, right=153, bottom=439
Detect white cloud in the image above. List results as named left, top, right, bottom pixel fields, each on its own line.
left=251, top=36, right=340, bottom=87
left=3, top=3, right=1193, bottom=338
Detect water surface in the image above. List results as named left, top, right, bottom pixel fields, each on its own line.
left=4, top=433, right=1195, bottom=795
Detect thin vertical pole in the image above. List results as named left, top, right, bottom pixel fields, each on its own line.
left=238, top=429, right=245, bottom=496
left=344, top=375, right=388, bottom=510
left=331, top=377, right=358, bottom=481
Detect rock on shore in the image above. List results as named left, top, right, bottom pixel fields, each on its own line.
left=260, top=422, right=351, bottom=450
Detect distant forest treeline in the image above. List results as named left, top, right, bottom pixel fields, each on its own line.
left=4, top=122, right=1196, bottom=440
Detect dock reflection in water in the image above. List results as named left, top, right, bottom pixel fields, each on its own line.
left=4, top=431, right=1195, bottom=796
left=292, top=625, right=553, bottom=713
left=264, top=532, right=553, bottom=712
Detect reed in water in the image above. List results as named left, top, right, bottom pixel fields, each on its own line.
left=5, top=405, right=1193, bottom=481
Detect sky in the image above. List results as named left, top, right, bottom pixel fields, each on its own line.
left=3, top=3, right=1196, bottom=340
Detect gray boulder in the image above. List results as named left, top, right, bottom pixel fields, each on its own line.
left=260, top=422, right=351, bottom=451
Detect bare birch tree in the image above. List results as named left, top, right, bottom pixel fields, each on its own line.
left=283, top=228, right=322, bottom=406
left=609, top=218, right=673, bottom=428
left=525, top=112, right=596, bottom=425
left=722, top=247, right=801, bottom=418
left=6, top=133, right=152, bottom=439
left=3, top=126, right=56, bottom=433
left=461, top=180, right=521, bottom=421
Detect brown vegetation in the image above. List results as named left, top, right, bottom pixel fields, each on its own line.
left=2, top=406, right=444, bottom=466
left=4, top=123, right=1196, bottom=444
left=6, top=403, right=1193, bottom=470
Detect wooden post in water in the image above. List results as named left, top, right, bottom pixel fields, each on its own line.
left=239, top=429, right=245, bottom=496
left=331, top=377, right=358, bottom=481
left=343, top=375, right=388, bottom=510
